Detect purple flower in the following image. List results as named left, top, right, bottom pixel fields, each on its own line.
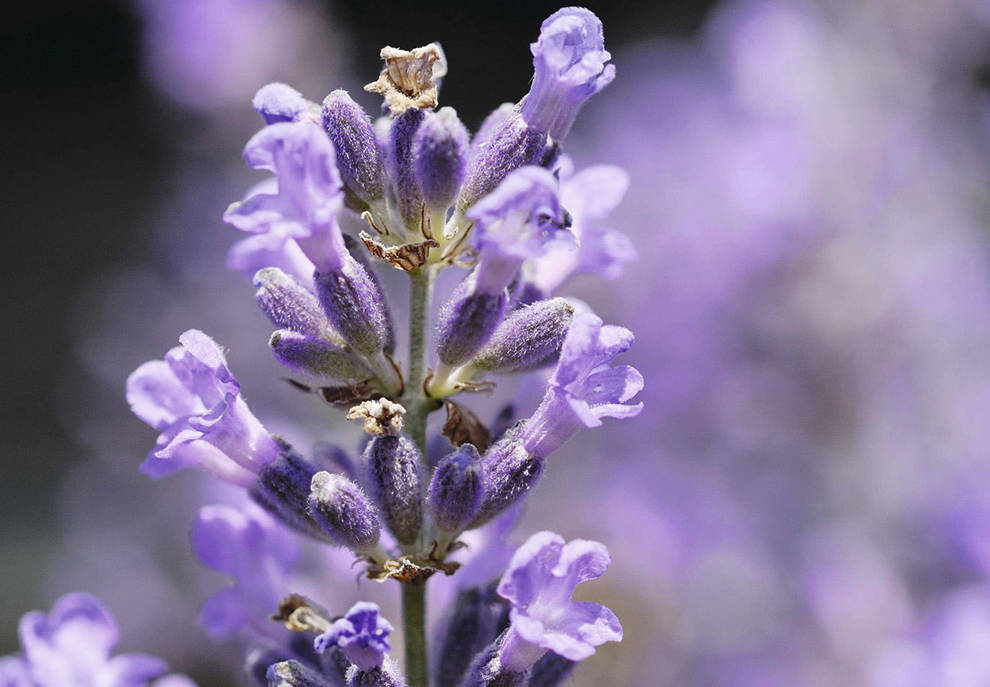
left=224, top=121, right=349, bottom=273
left=253, top=82, right=316, bottom=124
left=497, top=531, right=622, bottom=672
left=314, top=602, right=393, bottom=672
left=126, top=329, right=281, bottom=486
left=520, top=7, right=615, bottom=141
left=1, top=593, right=193, bottom=687
left=519, top=312, right=643, bottom=458
left=522, top=163, right=635, bottom=295
left=467, top=166, right=567, bottom=294
left=193, top=503, right=299, bottom=640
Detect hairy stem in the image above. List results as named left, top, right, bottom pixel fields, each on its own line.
left=400, top=266, right=436, bottom=687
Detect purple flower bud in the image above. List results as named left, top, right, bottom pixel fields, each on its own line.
left=496, top=532, right=622, bottom=672
left=309, top=471, right=381, bottom=552
left=527, top=653, right=575, bottom=687
left=428, top=444, right=483, bottom=532
left=253, top=83, right=314, bottom=124
left=343, top=234, right=396, bottom=355
left=254, top=267, right=338, bottom=341
left=364, top=435, right=423, bottom=545
left=472, top=298, right=574, bottom=373
left=345, top=661, right=407, bottom=687
left=268, top=660, right=338, bottom=687
left=126, top=329, right=280, bottom=487
left=458, top=632, right=528, bottom=687
left=469, top=429, right=544, bottom=529
left=251, top=447, right=326, bottom=540
left=520, top=8, right=615, bottom=141
left=322, top=90, right=387, bottom=206
left=386, top=108, right=427, bottom=229
left=435, top=582, right=510, bottom=686
left=412, top=107, right=469, bottom=211
left=269, top=330, right=371, bottom=382
left=434, top=271, right=508, bottom=367
left=314, top=257, right=393, bottom=356
left=457, top=116, right=555, bottom=211
left=314, top=603, right=393, bottom=672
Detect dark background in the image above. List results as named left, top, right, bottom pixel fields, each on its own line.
left=0, top=0, right=714, bottom=651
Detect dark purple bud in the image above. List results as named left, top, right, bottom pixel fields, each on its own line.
left=267, top=660, right=338, bottom=687
left=413, top=107, right=469, bottom=211
left=472, top=298, right=574, bottom=373
left=251, top=447, right=324, bottom=540
left=314, top=256, right=392, bottom=356
left=254, top=268, right=338, bottom=341
left=469, top=429, right=543, bottom=529
left=428, top=444, right=483, bottom=532
left=458, top=632, right=528, bottom=687
left=343, top=234, right=395, bottom=355
left=322, top=91, right=387, bottom=206
left=457, top=117, right=553, bottom=211
left=253, top=83, right=313, bottom=124
left=435, top=582, right=510, bottom=687
left=364, top=435, right=423, bottom=545
left=528, top=653, right=575, bottom=687
left=435, top=271, right=508, bottom=367
left=309, top=471, right=381, bottom=552
left=345, top=661, right=407, bottom=687
left=386, top=109, right=427, bottom=229
left=270, top=330, right=371, bottom=382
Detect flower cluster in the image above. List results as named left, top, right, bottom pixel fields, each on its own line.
left=110, top=7, right=639, bottom=687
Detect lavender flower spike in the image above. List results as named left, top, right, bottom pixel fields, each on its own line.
left=126, top=329, right=280, bottom=487
left=314, top=602, right=394, bottom=672
left=3, top=593, right=195, bottom=686
left=519, top=312, right=643, bottom=459
left=497, top=532, right=621, bottom=673
left=520, top=8, right=615, bottom=141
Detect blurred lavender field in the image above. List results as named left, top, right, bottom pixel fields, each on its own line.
left=5, top=0, right=990, bottom=685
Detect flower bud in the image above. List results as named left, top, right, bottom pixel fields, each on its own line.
left=309, top=471, right=381, bottom=552
left=314, top=256, right=393, bottom=356
left=254, top=267, right=340, bottom=341
left=267, top=660, right=338, bottom=687
left=435, top=582, right=510, bottom=687
left=469, top=431, right=544, bottom=529
left=269, top=330, right=371, bottom=382
left=435, top=272, right=508, bottom=367
left=457, top=117, right=554, bottom=211
left=251, top=447, right=324, bottom=539
left=412, top=107, right=468, bottom=212
left=428, top=444, right=483, bottom=532
left=472, top=298, right=574, bottom=373
left=364, top=435, right=423, bottom=545
left=322, top=90, right=387, bottom=207
left=528, top=653, right=575, bottom=687
left=386, top=109, right=426, bottom=229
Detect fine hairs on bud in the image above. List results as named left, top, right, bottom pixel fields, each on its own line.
left=435, top=272, right=508, bottom=367
left=314, top=256, right=393, bottom=356
left=364, top=435, right=423, bottom=545
left=322, top=90, right=387, bottom=206
left=472, top=298, right=574, bottom=373
left=251, top=447, right=326, bottom=540
left=254, top=267, right=340, bottom=341
left=269, top=330, right=371, bottom=382
left=413, top=107, right=469, bottom=211
left=428, top=444, right=483, bottom=533
left=309, top=471, right=381, bottom=552
left=267, top=659, right=340, bottom=687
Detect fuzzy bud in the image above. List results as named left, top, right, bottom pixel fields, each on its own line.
left=267, top=660, right=338, bottom=687
left=251, top=447, right=324, bottom=539
left=469, top=430, right=544, bottom=529
left=435, top=582, right=510, bottom=687
left=269, top=330, right=370, bottom=382
left=386, top=109, right=427, bottom=229
left=309, top=471, right=381, bottom=552
left=322, top=90, right=387, bottom=206
left=412, top=107, right=469, bottom=211
left=435, top=272, right=508, bottom=367
left=428, top=444, right=483, bottom=533
left=472, top=298, right=574, bottom=373
left=254, top=268, right=339, bottom=341
left=314, top=257, right=393, bottom=356
left=364, top=435, right=423, bottom=545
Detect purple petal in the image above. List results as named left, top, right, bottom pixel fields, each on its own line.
left=497, top=531, right=565, bottom=608
left=554, top=539, right=611, bottom=586
left=539, top=601, right=622, bottom=661
left=101, top=653, right=169, bottom=686
left=125, top=360, right=200, bottom=430
left=252, top=82, right=311, bottom=124
left=19, top=594, right=119, bottom=680
left=199, top=589, right=252, bottom=640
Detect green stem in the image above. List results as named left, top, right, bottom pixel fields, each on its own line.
left=402, top=582, right=428, bottom=687
left=400, top=266, right=436, bottom=687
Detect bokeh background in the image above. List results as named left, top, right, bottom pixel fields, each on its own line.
left=5, top=0, right=990, bottom=685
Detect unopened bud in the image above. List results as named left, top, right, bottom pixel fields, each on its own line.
left=472, top=298, right=574, bottom=373
left=428, top=444, right=483, bottom=533
left=269, top=330, right=370, bottom=382
left=435, top=272, right=508, bottom=367
left=322, top=91, right=387, bottom=206
left=267, top=660, right=338, bottom=687
left=469, top=430, right=544, bottom=529
left=254, top=267, right=339, bottom=341
left=386, top=109, right=427, bottom=229
left=435, top=582, right=510, bottom=687
left=309, top=471, right=381, bottom=552
left=413, top=107, right=468, bottom=212
left=251, top=447, right=323, bottom=539
left=364, top=435, right=423, bottom=545
left=314, top=256, right=393, bottom=356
